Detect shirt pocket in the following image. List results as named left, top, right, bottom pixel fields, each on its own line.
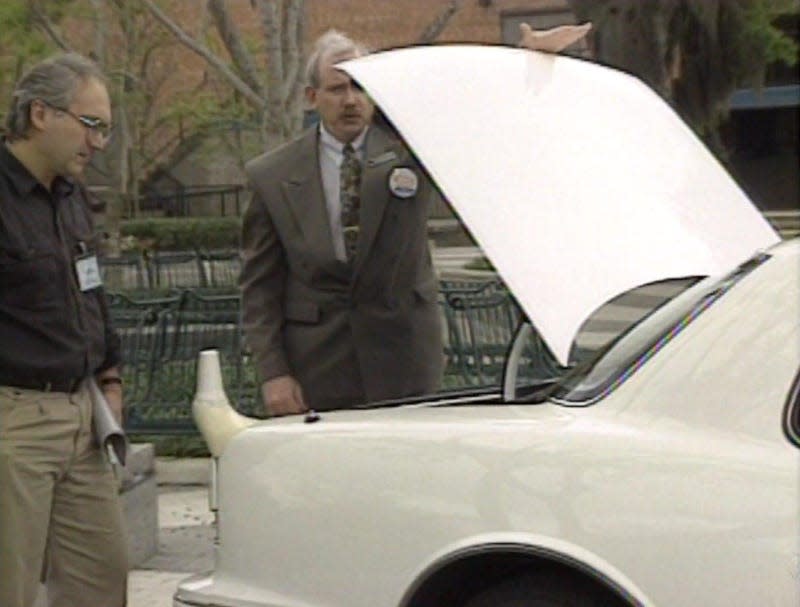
left=0, top=249, right=61, bottom=309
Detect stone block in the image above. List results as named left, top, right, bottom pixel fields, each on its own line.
left=156, top=456, right=211, bottom=486
left=120, top=443, right=159, bottom=568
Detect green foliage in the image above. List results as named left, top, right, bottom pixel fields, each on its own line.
left=0, top=0, right=261, bottom=193
left=0, top=2, right=53, bottom=121
left=732, top=0, right=799, bottom=87
left=570, top=0, right=798, bottom=154
left=121, top=217, right=241, bottom=251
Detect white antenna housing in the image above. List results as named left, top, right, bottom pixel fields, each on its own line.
left=193, top=350, right=257, bottom=457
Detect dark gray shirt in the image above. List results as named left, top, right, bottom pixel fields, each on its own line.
left=0, top=143, right=120, bottom=386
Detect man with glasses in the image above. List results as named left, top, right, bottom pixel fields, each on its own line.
left=0, top=53, right=127, bottom=606
left=42, top=100, right=113, bottom=142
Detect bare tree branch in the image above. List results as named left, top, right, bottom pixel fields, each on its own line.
left=199, top=0, right=212, bottom=37
left=88, top=0, right=106, bottom=63
left=141, top=0, right=263, bottom=108
left=280, top=0, right=304, bottom=102
left=207, top=0, right=264, bottom=97
left=29, top=1, right=72, bottom=51
left=259, top=0, right=284, bottom=87
left=257, top=0, right=284, bottom=134
left=417, top=0, right=464, bottom=44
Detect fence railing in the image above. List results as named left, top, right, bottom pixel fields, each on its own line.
left=101, top=249, right=242, bottom=291
left=110, top=280, right=558, bottom=435
left=138, top=184, right=246, bottom=217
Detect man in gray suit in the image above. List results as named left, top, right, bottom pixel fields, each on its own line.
left=240, top=30, right=443, bottom=415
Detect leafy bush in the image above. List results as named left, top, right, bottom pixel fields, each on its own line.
left=121, top=217, right=241, bottom=251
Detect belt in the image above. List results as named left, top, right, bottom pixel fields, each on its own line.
left=1, top=376, right=85, bottom=393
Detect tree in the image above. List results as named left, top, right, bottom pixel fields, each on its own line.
left=141, top=0, right=479, bottom=147
left=567, top=0, right=799, bottom=154
left=141, top=0, right=305, bottom=153
left=418, top=0, right=467, bottom=44
left=0, top=1, right=67, bottom=93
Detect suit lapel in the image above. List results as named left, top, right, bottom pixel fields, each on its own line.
left=282, top=128, right=339, bottom=263
left=353, top=126, right=403, bottom=277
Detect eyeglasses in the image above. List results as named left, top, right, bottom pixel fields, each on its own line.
left=42, top=101, right=112, bottom=142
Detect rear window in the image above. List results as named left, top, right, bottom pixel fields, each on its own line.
left=549, top=252, right=770, bottom=405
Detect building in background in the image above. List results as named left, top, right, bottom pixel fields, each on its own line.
left=139, top=1, right=796, bottom=221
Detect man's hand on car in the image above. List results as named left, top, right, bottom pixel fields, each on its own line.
left=262, top=375, right=307, bottom=417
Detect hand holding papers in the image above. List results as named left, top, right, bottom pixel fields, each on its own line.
left=88, top=378, right=129, bottom=466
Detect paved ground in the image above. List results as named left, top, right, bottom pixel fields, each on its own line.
left=129, top=461, right=214, bottom=606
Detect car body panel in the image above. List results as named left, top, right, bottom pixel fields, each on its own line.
left=176, top=241, right=799, bottom=606
left=340, top=45, right=779, bottom=364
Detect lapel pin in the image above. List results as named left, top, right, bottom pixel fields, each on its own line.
left=367, top=150, right=399, bottom=167
left=388, top=167, right=418, bottom=199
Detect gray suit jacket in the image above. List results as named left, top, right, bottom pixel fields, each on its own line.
left=240, top=125, right=443, bottom=410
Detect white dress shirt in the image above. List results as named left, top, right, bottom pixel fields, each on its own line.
left=318, top=123, right=368, bottom=261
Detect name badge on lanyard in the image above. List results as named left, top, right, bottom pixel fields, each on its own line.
left=74, top=242, right=103, bottom=291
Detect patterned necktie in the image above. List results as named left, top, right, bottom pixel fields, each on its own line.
left=340, top=143, right=362, bottom=262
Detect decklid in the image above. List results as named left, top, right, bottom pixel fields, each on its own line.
left=340, top=46, right=778, bottom=365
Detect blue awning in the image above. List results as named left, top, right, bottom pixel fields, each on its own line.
left=729, top=85, right=800, bottom=110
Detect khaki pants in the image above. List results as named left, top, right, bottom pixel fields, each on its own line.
left=0, top=384, right=128, bottom=607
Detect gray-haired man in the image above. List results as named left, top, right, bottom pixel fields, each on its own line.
left=0, top=53, right=127, bottom=606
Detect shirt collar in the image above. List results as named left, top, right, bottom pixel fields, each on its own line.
left=319, top=122, right=368, bottom=156
left=0, top=140, right=75, bottom=200
left=0, top=141, right=40, bottom=197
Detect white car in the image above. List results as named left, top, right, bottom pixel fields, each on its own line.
left=174, top=46, right=798, bottom=607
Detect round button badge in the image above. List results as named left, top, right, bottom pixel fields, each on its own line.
left=388, top=167, right=418, bottom=198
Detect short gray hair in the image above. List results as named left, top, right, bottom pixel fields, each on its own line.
left=4, top=52, right=107, bottom=141
left=304, top=30, right=369, bottom=89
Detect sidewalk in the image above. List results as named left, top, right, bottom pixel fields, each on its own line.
left=129, top=458, right=213, bottom=607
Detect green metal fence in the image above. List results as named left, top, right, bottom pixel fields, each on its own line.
left=109, top=289, right=258, bottom=435
left=100, top=249, right=241, bottom=291
left=107, top=255, right=558, bottom=434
